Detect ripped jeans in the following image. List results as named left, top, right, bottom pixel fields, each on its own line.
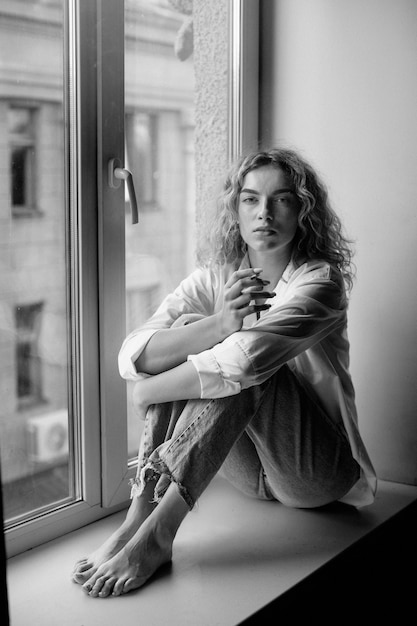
left=130, top=365, right=360, bottom=510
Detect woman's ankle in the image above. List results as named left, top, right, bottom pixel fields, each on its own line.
left=153, top=482, right=190, bottom=536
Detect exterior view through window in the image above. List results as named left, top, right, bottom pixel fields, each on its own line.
left=0, top=0, right=195, bottom=526
left=124, top=0, right=195, bottom=459
left=0, top=0, right=71, bottom=523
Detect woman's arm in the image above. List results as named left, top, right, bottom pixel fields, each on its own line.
left=188, top=263, right=348, bottom=398
left=130, top=268, right=274, bottom=415
left=135, top=268, right=273, bottom=375
left=132, top=361, right=201, bottom=420
left=135, top=314, right=226, bottom=375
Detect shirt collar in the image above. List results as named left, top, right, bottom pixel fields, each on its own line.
left=239, top=252, right=298, bottom=286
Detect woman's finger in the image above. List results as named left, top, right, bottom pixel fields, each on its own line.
left=225, top=268, right=263, bottom=290
left=237, top=302, right=272, bottom=320
left=226, top=278, right=270, bottom=303
left=241, top=288, right=276, bottom=298
left=229, top=293, right=275, bottom=315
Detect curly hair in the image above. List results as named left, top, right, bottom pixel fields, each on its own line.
left=197, top=147, right=355, bottom=292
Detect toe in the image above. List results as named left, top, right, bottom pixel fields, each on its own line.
left=123, top=576, right=144, bottom=594
left=89, top=576, right=108, bottom=597
left=82, top=574, right=98, bottom=595
left=76, top=560, right=93, bottom=573
left=112, top=577, right=128, bottom=596
left=72, top=573, right=86, bottom=584
left=73, top=566, right=94, bottom=584
left=73, top=558, right=87, bottom=571
left=72, top=559, right=89, bottom=578
left=82, top=582, right=93, bottom=595
left=73, top=560, right=94, bottom=582
left=98, top=577, right=117, bottom=598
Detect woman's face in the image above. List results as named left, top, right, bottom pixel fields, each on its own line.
left=237, top=165, right=300, bottom=258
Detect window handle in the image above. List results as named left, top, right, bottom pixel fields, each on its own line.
left=108, top=158, right=139, bottom=224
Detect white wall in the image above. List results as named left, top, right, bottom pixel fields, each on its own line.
left=260, top=0, right=417, bottom=485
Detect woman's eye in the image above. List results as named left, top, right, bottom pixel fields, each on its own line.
left=274, top=194, right=293, bottom=206
left=241, top=196, right=257, bottom=204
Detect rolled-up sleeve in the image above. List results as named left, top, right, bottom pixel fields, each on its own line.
left=118, top=267, right=222, bottom=381
left=118, top=328, right=160, bottom=380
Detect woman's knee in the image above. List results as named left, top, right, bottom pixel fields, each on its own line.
left=267, top=467, right=359, bottom=509
left=219, top=459, right=275, bottom=502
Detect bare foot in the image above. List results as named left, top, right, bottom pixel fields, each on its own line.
left=72, top=483, right=157, bottom=585
left=82, top=518, right=173, bottom=597
left=81, top=482, right=189, bottom=597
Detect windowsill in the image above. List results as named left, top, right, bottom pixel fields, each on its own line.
left=6, top=476, right=417, bottom=626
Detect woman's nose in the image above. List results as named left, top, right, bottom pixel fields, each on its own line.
left=257, top=198, right=272, bottom=220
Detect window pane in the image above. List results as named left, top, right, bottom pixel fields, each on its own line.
left=8, top=107, right=36, bottom=210
left=125, top=112, right=158, bottom=206
left=125, top=0, right=195, bottom=459
left=0, top=0, right=76, bottom=524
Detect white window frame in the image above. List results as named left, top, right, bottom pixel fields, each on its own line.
left=229, top=0, right=259, bottom=161
left=4, top=0, right=259, bottom=558
left=96, top=0, right=137, bottom=509
left=4, top=0, right=131, bottom=558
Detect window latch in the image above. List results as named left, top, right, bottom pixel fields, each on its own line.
left=108, top=158, right=139, bottom=224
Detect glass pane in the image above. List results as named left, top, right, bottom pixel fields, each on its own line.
left=125, top=112, right=157, bottom=205
left=0, top=0, right=76, bottom=524
left=125, top=0, right=195, bottom=459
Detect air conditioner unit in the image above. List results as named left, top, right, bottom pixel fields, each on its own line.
left=26, top=409, right=69, bottom=465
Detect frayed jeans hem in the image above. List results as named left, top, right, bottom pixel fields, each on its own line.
left=129, top=460, right=195, bottom=511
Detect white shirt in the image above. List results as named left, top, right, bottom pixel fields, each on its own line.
left=118, top=255, right=377, bottom=507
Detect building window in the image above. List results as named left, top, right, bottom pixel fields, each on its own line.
left=8, top=106, right=37, bottom=215
left=125, top=111, right=159, bottom=208
left=15, top=302, right=44, bottom=409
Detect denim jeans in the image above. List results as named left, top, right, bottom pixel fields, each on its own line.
left=130, top=365, right=360, bottom=510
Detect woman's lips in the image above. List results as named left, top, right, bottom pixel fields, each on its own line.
left=253, top=227, right=276, bottom=235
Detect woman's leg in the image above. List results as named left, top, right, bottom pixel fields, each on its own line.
left=72, top=399, right=189, bottom=585
left=83, top=481, right=190, bottom=598
left=133, top=383, right=269, bottom=509
left=221, top=366, right=360, bottom=508
left=75, top=367, right=358, bottom=597
left=71, top=478, right=158, bottom=584
left=73, top=388, right=267, bottom=596
left=138, top=366, right=358, bottom=511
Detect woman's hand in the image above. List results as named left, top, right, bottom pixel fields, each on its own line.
left=216, top=268, right=275, bottom=338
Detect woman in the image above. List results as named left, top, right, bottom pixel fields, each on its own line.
left=72, top=147, right=376, bottom=598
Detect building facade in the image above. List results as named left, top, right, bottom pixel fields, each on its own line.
left=0, top=0, right=194, bottom=512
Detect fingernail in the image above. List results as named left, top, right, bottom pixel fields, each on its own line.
left=250, top=276, right=270, bottom=285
